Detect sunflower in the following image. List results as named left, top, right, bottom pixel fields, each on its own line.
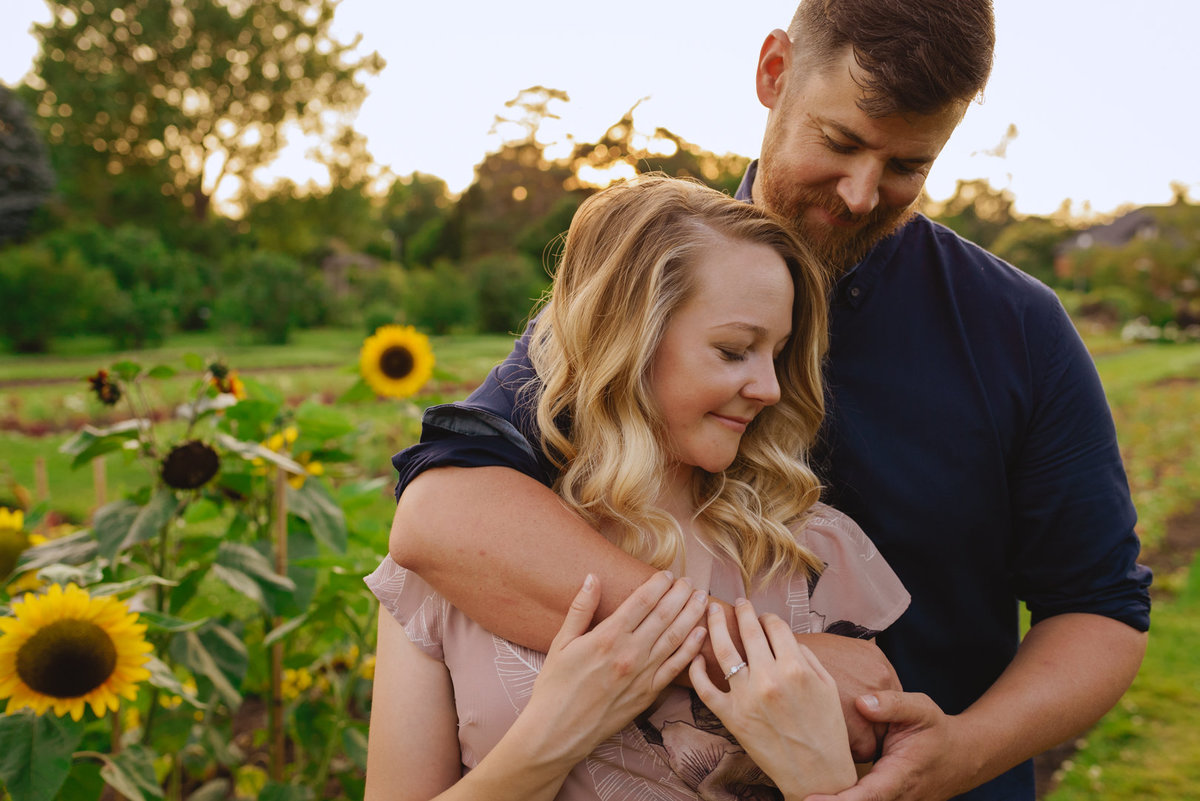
left=86, top=369, right=122, bottom=406
left=359, top=325, right=435, bottom=399
left=211, top=369, right=246, bottom=400
left=0, top=508, right=28, bottom=580
left=161, top=440, right=220, bottom=490
left=0, top=583, right=152, bottom=720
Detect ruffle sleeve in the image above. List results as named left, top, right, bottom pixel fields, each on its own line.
left=364, top=555, right=451, bottom=661
left=796, top=504, right=911, bottom=638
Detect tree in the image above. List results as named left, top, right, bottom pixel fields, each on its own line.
left=929, top=178, right=1016, bottom=251
left=381, top=171, right=455, bottom=267
left=28, top=0, right=382, bottom=220
left=0, top=86, right=55, bottom=245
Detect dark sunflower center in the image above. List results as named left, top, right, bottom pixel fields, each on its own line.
left=161, top=440, right=220, bottom=490
left=380, top=346, right=415, bottom=380
left=16, top=619, right=118, bottom=698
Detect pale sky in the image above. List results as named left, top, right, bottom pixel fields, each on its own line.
left=3, top=0, right=1198, bottom=217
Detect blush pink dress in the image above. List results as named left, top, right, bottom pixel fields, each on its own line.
left=366, top=503, right=909, bottom=800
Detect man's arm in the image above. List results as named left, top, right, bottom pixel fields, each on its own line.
left=808, top=612, right=1147, bottom=801
left=389, top=465, right=900, bottom=760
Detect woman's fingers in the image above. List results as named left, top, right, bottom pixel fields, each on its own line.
left=647, top=587, right=708, bottom=664
left=705, top=601, right=748, bottom=680
left=602, top=570, right=677, bottom=633
left=733, top=598, right=775, bottom=666
left=548, top=573, right=601, bottom=654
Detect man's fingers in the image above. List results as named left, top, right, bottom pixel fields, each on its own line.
left=804, top=755, right=909, bottom=801
left=549, top=573, right=601, bottom=653
left=856, top=690, right=940, bottom=726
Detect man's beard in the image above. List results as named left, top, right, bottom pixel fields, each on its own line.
left=758, top=168, right=916, bottom=273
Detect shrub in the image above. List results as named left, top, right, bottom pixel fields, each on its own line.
left=466, top=251, right=547, bottom=334
left=0, top=241, right=114, bottom=352
left=216, top=250, right=325, bottom=344
left=403, top=260, right=477, bottom=335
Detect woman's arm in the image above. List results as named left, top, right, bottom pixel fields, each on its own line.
left=367, top=571, right=710, bottom=801
left=391, top=466, right=900, bottom=761
left=690, top=599, right=858, bottom=800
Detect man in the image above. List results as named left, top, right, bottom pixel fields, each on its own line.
left=385, top=2, right=1151, bottom=799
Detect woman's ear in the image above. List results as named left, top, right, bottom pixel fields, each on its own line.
left=755, top=29, right=793, bottom=110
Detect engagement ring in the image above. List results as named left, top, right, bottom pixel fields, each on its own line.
left=723, top=661, right=748, bottom=680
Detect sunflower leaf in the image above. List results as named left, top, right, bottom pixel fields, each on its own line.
left=183, top=352, right=206, bottom=372
left=0, top=712, right=84, bottom=801
left=110, top=361, right=142, bottom=382
left=263, top=612, right=310, bottom=647
left=15, top=529, right=98, bottom=573
left=138, top=610, right=207, bottom=633
left=90, top=575, right=178, bottom=598
left=294, top=400, right=356, bottom=441
left=215, top=433, right=306, bottom=473
left=286, top=480, right=347, bottom=553
left=337, top=377, right=376, bottom=404
left=172, top=626, right=247, bottom=709
left=146, top=364, right=176, bottom=380
left=99, top=744, right=163, bottom=801
left=144, top=655, right=206, bottom=708
left=259, top=781, right=316, bottom=801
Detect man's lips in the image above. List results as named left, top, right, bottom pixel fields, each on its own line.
left=811, top=205, right=862, bottom=228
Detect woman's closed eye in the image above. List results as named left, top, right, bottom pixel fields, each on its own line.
left=717, top=347, right=747, bottom=362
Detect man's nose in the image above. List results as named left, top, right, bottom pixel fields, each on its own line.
left=836, top=158, right=883, bottom=216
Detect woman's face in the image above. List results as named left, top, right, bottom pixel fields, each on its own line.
left=649, top=235, right=794, bottom=476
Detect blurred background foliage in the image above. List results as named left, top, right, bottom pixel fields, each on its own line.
left=3, top=1, right=1199, bottom=357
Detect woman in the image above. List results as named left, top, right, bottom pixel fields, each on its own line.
left=365, top=175, right=908, bottom=800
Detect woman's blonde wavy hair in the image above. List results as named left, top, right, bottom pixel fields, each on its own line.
left=525, top=175, right=831, bottom=589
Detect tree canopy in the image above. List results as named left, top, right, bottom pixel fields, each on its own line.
left=28, top=0, right=382, bottom=220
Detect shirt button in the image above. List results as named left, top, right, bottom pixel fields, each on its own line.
left=849, top=287, right=861, bottom=298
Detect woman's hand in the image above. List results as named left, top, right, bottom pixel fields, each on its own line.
left=514, top=571, right=709, bottom=767
left=689, top=599, right=857, bottom=799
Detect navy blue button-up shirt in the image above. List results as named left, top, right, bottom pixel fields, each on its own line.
left=392, top=165, right=1151, bottom=801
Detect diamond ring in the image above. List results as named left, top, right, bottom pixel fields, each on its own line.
left=723, top=661, right=748, bottom=681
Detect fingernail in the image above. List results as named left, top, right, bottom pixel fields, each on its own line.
left=663, top=570, right=674, bottom=580
left=708, top=602, right=721, bottom=615
left=583, top=573, right=596, bottom=590
left=690, top=627, right=707, bottom=642
left=692, top=589, right=707, bottom=604
left=734, top=597, right=748, bottom=607
left=862, top=694, right=879, bottom=711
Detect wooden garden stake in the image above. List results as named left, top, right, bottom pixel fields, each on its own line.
left=93, top=456, right=107, bottom=512
left=34, top=456, right=48, bottom=502
left=269, top=468, right=289, bottom=781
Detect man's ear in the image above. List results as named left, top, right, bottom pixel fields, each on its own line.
left=755, top=29, right=792, bottom=110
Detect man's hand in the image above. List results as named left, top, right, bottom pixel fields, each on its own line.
left=804, top=691, right=972, bottom=801
left=798, top=634, right=901, bottom=762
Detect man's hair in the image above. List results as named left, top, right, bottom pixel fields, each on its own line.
left=788, top=0, right=995, bottom=116
left=526, top=175, right=830, bottom=587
